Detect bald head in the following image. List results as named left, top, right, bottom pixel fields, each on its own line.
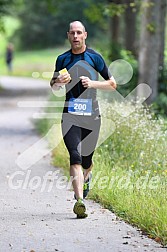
left=67, top=20, right=87, bottom=53
left=69, top=21, right=86, bottom=32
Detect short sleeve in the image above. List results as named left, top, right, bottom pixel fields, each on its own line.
left=53, top=56, right=62, bottom=78
left=95, top=54, right=112, bottom=80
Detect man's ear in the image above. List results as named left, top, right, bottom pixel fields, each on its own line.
left=67, top=32, right=69, bottom=39
left=84, top=32, right=88, bottom=39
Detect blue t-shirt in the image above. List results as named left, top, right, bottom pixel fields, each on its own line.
left=54, top=47, right=111, bottom=114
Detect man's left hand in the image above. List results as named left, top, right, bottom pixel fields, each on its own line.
left=80, top=76, right=93, bottom=88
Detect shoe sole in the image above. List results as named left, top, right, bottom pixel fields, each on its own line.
left=77, top=213, right=88, bottom=218
left=73, top=201, right=88, bottom=218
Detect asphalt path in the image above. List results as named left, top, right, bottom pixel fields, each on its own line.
left=0, top=76, right=166, bottom=252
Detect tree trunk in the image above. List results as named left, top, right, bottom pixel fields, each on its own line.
left=111, top=15, right=120, bottom=44
left=108, top=0, right=122, bottom=44
left=108, top=0, right=123, bottom=60
left=138, top=0, right=161, bottom=104
left=124, top=0, right=137, bottom=56
left=159, top=0, right=167, bottom=69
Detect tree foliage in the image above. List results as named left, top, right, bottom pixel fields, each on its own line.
left=14, top=0, right=101, bottom=50
left=0, top=0, right=15, bottom=32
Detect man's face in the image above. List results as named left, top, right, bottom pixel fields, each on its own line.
left=67, top=23, right=87, bottom=52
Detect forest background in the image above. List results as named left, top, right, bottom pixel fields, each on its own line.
left=0, top=0, right=167, bottom=114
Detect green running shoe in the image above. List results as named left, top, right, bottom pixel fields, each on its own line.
left=73, top=198, right=88, bottom=218
left=83, top=172, right=92, bottom=199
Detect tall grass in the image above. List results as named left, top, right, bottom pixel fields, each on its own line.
left=91, top=100, right=167, bottom=245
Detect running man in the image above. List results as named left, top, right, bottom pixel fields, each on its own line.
left=50, top=21, right=116, bottom=218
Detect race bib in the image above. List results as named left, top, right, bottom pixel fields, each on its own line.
left=68, top=98, right=92, bottom=116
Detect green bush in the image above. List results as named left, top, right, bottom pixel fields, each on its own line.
left=153, top=93, right=167, bottom=116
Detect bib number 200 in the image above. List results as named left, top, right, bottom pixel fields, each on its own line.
left=68, top=98, right=92, bottom=115
left=74, top=103, right=86, bottom=111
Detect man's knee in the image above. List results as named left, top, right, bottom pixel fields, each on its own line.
left=70, top=150, right=82, bottom=165
left=82, top=158, right=92, bottom=170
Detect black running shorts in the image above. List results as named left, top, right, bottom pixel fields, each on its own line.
left=61, top=113, right=101, bottom=169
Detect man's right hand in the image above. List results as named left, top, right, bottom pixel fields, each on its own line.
left=50, top=73, right=71, bottom=88
left=57, top=72, right=71, bottom=85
